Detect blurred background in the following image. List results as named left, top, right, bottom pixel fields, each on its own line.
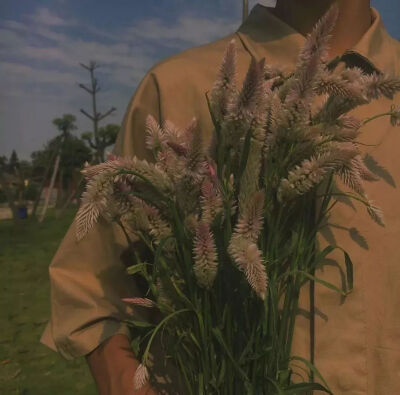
left=0, top=1, right=399, bottom=393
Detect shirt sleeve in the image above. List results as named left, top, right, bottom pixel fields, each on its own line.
left=40, top=71, right=161, bottom=360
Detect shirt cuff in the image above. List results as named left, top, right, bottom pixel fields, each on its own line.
left=40, top=319, right=132, bottom=360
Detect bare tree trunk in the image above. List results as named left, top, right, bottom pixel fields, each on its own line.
left=32, top=138, right=60, bottom=218
left=56, top=167, right=65, bottom=209
left=39, top=153, right=60, bottom=223
left=56, top=175, right=84, bottom=218
left=80, top=61, right=116, bottom=164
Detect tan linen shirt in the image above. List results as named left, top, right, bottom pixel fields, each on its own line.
left=41, top=4, right=400, bottom=394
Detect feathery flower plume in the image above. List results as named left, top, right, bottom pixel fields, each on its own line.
left=318, top=93, right=368, bottom=124
left=75, top=173, right=113, bottom=240
left=337, top=115, right=362, bottom=131
left=145, top=114, right=167, bottom=152
left=301, top=4, right=339, bottom=63
left=227, top=57, right=266, bottom=126
left=341, top=67, right=365, bottom=83
left=210, top=39, right=237, bottom=121
left=84, top=156, right=173, bottom=194
left=133, top=363, right=150, bottom=391
left=121, top=197, right=151, bottom=232
left=350, top=155, right=379, bottom=182
left=390, top=104, right=400, bottom=126
left=156, top=148, right=186, bottom=179
left=185, top=213, right=200, bottom=234
left=193, top=222, right=218, bottom=289
left=163, top=120, right=186, bottom=145
left=263, top=91, right=282, bottom=154
left=234, top=190, right=265, bottom=242
left=81, top=158, right=122, bottom=180
left=228, top=236, right=268, bottom=300
left=338, top=163, right=364, bottom=195
left=337, top=153, right=380, bottom=196
left=142, top=203, right=171, bottom=242
left=316, top=71, right=365, bottom=99
left=277, top=145, right=358, bottom=201
left=166, top=141, right=188, bottom=157
left=75, top=202, right=101, bottom=241
left=185, top=119, right=206, bottom=173
left=122, top=298, right=155, bottom=308
left=200, top=180, right=223, bottom=224
left=365, top=198, right=385, bottom=227
left=286, top=5, right=339, bottom=105
left=238, top=138, right=264, bottom=212
left=364, top=73, right=400, bottom=100
left=126, top=157, right=173, bottom=193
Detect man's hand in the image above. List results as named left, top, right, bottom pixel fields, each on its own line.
left=86, top=333, right=157, bottom=395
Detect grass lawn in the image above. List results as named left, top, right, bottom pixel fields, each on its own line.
left=0, top=209, right=96, bottom=394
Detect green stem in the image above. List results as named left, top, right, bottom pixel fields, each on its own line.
left=142, top=309, right=191, bottom=364
left=317, top=192, right=370, bottom=207
left=361, top=111, right=392, bottom=126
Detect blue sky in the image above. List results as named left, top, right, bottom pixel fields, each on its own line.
left=0, top=0, right=399, bottom=159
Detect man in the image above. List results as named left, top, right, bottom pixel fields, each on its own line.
left=41, top=0, right=400, bottom=393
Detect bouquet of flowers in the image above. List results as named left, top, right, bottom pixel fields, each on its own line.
left=76, top=6, right=400, bottom=394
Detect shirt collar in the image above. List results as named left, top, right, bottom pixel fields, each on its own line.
left=236, top=4, right=398, bottom=76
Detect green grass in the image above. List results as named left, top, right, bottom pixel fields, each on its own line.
left=0, top=209, right=96, bottom=395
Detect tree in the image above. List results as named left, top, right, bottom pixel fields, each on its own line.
left=8, top=150, right=19, bottom=172
left=81, top=123, right=119, bottom=161
left=32, top=133, right=91, bottom=218
left=0, top=151, right=33, bottom=220
left=0, top=155, right=18, bottom=220
left=79, top=61, right=116, bottom=163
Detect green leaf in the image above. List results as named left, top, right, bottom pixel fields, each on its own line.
left=290, top=355, right=332, bottom=393
left=212, top=328, right=250, bottom=382
left=265, top=377, right=285, bottom=395
left=314, top=245, right=336, bottom=265
left=293, top=270, right=347, bottom=296
left=313, top=245, right=354, bottom=293
left=285, top=382, right=333, bottom=394
left=189, top=332, right=201, bottom=351
left=217, top=359, right=226, bottom=387
left=130, top=336, right=141, bottom=357
left=126, top=262, right=149, bottom=276
left=306, top=272, right=347, bottom=296
left=198, top=372, right=204, bottom=394
left=176, top=355, right=194, bottom=395
left=123, top=319, right=155, bottom=328
left=205, top=91, right=219, bottom=130
left=142, top=309, right=191, bottom=363
left=171, top=278, right=195, bottom=309
left=153, top=236, right=174, bottom=276
left=343, top=250, right=354, bottom=291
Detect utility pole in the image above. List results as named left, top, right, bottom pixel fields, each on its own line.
left=243, top=0, right=249, bottom=22
left=79, top=61, right=116, bottom=163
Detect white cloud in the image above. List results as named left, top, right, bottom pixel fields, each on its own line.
left=0, top=5, right=241, bottom=159
left=28, top=7, right=75, bottom=27
left=0, top=62, right=78, bottom=87
left=127, top=15, right=239, bottom=47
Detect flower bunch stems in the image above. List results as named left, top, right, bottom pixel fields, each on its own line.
left=75, top=4, right=400, bottom=393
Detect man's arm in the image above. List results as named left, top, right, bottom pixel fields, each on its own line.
left=41, top=72, right=162, bottom=393
left=87, top=334, right=156, bottom=395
